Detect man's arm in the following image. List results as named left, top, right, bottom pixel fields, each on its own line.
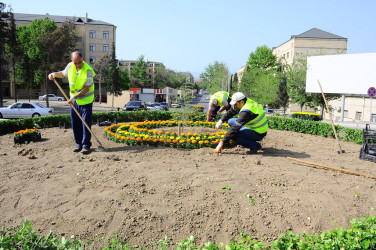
left=222, top=110, right=256, bottom=143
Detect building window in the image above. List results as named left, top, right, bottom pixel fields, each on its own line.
left=89, top=31, right=96, bottom=38
left=103, top=31, right=109, bottom=39
left=89, top=57, right=96, bottom=64
left=103, top=44, right=109, bottom=52
left=89, top=44, right=96, bottom=51
left=355, top=112, right=362, bottom=120
left=77, top=36, right=82, bottom=42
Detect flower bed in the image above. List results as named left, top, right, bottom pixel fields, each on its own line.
left=104, top=120, right=236, bottom=149
left=291, top=111, right=322, bottom=121
left=193, top=105, right=205, bottom=112
left=13, top=128, right=41, bottom=144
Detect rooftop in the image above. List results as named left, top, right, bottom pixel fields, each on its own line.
left=291, top=28, right=347, bottom=40
left=13, top=12, right=114, bottom=26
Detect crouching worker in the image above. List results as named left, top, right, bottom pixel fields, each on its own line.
left=213, top=92, right=268, bottom=154
left=206, top=91, right=231, bottom=122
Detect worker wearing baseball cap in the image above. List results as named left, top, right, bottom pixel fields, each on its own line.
left=206, top=91, right=231, bottom=122
left=213, top=92, right=268, bottom=154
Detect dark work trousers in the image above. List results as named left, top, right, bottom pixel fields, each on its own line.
left=71, top=101, right=92, bottom=149
left=227, top=118, right=265, bottom=150
left=209, top=106, right=221, bottom=122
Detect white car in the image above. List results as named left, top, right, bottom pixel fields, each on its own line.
left=0, top=102, right=54, bottom=118
left=39, top=94, right=65, bottom=101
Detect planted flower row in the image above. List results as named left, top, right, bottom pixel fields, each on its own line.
left=104, top=120, right=235, bottom=149
left=13, top=128, right=41, bottom=144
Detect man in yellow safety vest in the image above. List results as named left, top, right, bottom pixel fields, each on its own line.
left=48, top=51, right=96, bottom=154
left=206, top=91, right=231, bottom=122
left=213, top=92, right=268, bottom=154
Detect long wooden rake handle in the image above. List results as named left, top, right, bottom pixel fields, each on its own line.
left=287, top=157, right=376, bottom=180
left=53, top=79, right=103, bottom=148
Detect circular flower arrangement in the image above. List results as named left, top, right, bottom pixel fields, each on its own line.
left=104, top=120, right=236, bottom=149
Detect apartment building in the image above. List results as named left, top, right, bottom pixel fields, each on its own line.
left=4, top=13, right=116, bottom=98
left=272, top=28, right=347, bottom=67
left=118, top=60, right=162, bottom=86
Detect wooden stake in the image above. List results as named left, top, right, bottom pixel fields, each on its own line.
left=287, top=157, right=376, bottom=180
left=318, top=80, right=345, bottom=154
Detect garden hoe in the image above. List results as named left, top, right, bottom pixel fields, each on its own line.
left=53, top=79, right=105, bottom=152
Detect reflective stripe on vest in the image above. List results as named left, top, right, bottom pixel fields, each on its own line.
left=211, top=91, right=229, bottom=106
left=241, top=99, right=268, bottom=134
left=68, top=61, right=96, bottom=105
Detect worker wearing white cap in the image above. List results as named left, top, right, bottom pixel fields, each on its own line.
left=206, top=91, right=231, bottom=122
left=213, top=92, right=268, bottom=154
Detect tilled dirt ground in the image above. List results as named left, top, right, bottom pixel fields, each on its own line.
left=0, top=125, right=375, bottom=248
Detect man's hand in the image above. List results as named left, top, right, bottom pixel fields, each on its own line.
left=68, top=96, right=75, bottom=106
left=213, top=141, right=224, bottom=154
left=215, top=120, right=223, bottom=130
left=48, top=73, right=56, bottom=80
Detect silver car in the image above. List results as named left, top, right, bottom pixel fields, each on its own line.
left=39, top=94, right=65, bottom=101
left=0, top=102, right=54, bottom=118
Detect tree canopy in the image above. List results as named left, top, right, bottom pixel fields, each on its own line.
left=199, top=61, right=229, bottom=94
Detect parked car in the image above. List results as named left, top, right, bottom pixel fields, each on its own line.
left=39, top=94, right=65, bottom=101
left=171, top=103, right=181, bottom=108
left=146, top=103, right=156, bottom=111
left=152, top=102, right=162, bottom=110
left=160, top=102, right=169, bottom=110
left=264, top=108, right=274, bottom=114
left=123, top=101, right=147, bottom=111
left=95, top=95, right=107, bottom=102
left=0, top=102, right=54, bottom=118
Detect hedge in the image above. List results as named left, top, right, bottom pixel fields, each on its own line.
left=0, top=111, right=364, bottom=144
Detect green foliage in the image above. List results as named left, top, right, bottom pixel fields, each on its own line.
left=2, top=216, right=375, bottom=249
left=200, top=61, right=229, bottom=94
left=275, top=75, right=289, bottom=112
left=105, top=42, right=123, bottom=96
left=268, top=116, right=363, bottom=144
left=247, top=45, right=278, bottom=70
left=130, top=55, right=148, bottom=87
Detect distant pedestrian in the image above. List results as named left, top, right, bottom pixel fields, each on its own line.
left=213, top=92, right=268, bottom=154
left=48, top=51, right=96, bottom=154
left=206, top=91, right=231, bottom=122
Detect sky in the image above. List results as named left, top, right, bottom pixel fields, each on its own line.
left=5, top=0, right=376, bottom=78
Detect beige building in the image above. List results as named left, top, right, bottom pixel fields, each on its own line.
left=273, top=28, right=347, bottom=67
left=4, top=13, right=116, bottom=98
left=118, top=60, right=162, bottom=87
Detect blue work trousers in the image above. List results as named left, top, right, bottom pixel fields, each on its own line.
left=71, top=102, right=92, bottom=149
left=227, top=118, right=265, bottom=150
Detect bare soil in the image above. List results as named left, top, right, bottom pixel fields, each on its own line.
left=0, top=125, right=375, bottom=248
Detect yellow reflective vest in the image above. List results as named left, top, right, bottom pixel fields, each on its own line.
left=210, top=91, right=229, bottom=106
left=240, top=99, right=268, bottom=134
left=68, top=61, right=96, bottom=105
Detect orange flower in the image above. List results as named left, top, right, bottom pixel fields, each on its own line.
left=199, top=141, right=204, bottom=145
left=136, top=137, right=142, bottom=142
left=159, top=138, right=165, bottom=142
left=147, top=138, right=153, bottom=142
left=179, top=140, right=185, bottom=143
left=153, top=139, right=159, bottom=143
left=166, top=139, right=172, bottom=143
left=158, top=130, right=163, bottom=134
left=204, top=140, right=209, bottom=144
left=187, top=139, right=191, bottom=143
left=172, top=140, right=178, bottom=143
left=153, top=130, right=159, bottom=135
left=192, top=140, right=197, bottom=144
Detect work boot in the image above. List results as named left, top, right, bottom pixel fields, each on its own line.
left=82, top=147, right=91, bottom=155
left=247, top=143, right=262, bottom=155
left=73, top=147, right=82, bottom=152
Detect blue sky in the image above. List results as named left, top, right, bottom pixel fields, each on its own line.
left=5, top=0, right=376, bottom=78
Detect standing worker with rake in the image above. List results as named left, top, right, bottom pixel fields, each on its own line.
left=49, top=51, right=96, bottom=155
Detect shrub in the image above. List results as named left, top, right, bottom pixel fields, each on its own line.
left=291, top=111, right=322, bottom=121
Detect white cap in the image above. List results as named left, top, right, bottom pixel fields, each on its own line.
left=230, top=92, right=246, bottom=105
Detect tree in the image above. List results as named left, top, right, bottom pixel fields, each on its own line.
left=199, top=61, right=229, bottom=94
left=5, top=12, right=22, bottom=102
left=104, top=42, right=125, bottom=106
left=275, top=75, right=289, bottom=113
left=130, top=55, right=148, bottom=87
left=93, top=54, right=111, bottom=104
left=247, top=45, right=278, bottom=70
left=241, top=46, right=280, bottom=106
left=285, top=58, right=311, bottom=111
left=0, top=2, right=9, bottom=107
